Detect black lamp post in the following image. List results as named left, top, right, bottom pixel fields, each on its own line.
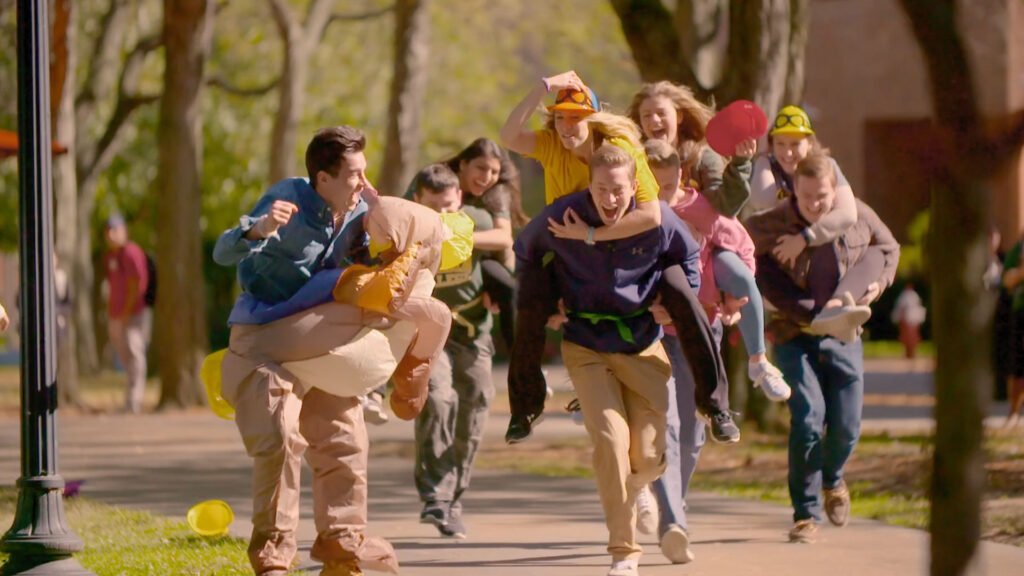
left=0, top=1, right=95, bottom=574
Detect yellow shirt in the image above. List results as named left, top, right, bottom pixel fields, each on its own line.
left=526, top=129, right=658, bottom=206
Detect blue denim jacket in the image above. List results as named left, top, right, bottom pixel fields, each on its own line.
left=213, top=178, right=368, bottom=324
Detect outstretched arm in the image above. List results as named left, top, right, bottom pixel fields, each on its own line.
left=500, top=70, right=587, bottom=156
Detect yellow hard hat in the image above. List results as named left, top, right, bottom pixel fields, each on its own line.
left=200, top=349, right=234, bottom=420
left=187, top=499, right=234, bottom=537
left=439, top=211, right=475, bottom=272
left=770, top=105, right=814, bottom=136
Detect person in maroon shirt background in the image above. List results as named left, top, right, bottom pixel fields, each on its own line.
left=103, top=214, right=150, bottom=413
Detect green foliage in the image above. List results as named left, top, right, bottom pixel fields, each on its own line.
left=899, top=208, right=930, bottom=277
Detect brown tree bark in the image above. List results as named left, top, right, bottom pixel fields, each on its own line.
left=50, top=0, right=82, bottom=407
left=610, top=0, right=808, bottom=113
left=377, top=0, right=430, bottom=197
left=898, top=1, right=1024, bottom=574
left=155, top=0, right=213, bottom=408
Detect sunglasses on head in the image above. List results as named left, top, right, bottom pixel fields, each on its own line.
left=774, top=114, right=810, bottom=129
left=556, top=90, right=593, bottom=106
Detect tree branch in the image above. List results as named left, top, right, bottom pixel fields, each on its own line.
left=78, top=91, right=160, bottom=188
left=328, top=4, right=395, bottom=24
left=207, top=75, right=280, bottom=96
left=267, top=0, right=299, bottom=39
left=75, top=0, right=133, bottom=112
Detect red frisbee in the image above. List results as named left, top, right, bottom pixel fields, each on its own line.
left=705, top=100, right=768, bottom=157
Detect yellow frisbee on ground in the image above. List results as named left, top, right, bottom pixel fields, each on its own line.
left=187, top=499, right=234, bottom=537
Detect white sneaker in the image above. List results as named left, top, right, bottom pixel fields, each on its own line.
left=660, top=524, right=695, bottom=564
left=749, top=361, right=791, bottom=402
left=607, top=558, right=639, bottom=576
left=635, top=485, right=659, bottom=535
left=361, top=392, right=389, bottom=425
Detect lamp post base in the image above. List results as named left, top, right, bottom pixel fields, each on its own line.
left=0, top=556, right=95, bottom=576
left=0, top=478, right=95, bottom=576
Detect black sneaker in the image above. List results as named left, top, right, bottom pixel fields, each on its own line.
left=698, top=409, right=741, bottom=444
left=438, top=511, right=467, bottom=539
left=504, top=412, right=545, bottom=444
left=420, top=501, right=448, bottom=527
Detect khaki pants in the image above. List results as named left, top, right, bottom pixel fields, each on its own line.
left=221, top=302, right=398, bottom=575
left=108, top=310, right=148, bottom=413
left=561, top=339, right=671, bottom=563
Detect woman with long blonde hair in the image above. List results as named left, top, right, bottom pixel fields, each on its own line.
left=628, top=81, right=752, bottom=218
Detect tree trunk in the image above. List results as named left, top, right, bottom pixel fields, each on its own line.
left=266, top=0, right=338, bottom=183
left=899, top=1, right=1024, bottom=573
left=722, top=0, right=792, bottom=113
left=156, top=0, right=212, bottom=408
left=610, top=0, right=695, bottom=89
left=50, top=0, right=82, bottom=406
left=611, top=0, right=808, bottom=113
left=377, top=0, right=429, bottom=197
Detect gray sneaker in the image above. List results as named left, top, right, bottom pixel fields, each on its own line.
left=439, top=510, right=467, bottom=539
left=697, top=409, right=741, bottom=444
left=420, top=501, right=448, bottom=527
left=809, top=293, right=871, bottom=340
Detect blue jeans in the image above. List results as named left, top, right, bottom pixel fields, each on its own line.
left=414, top=335, right=495, bottom=511
left=776, top=334, right=864, bottom=522
left=712, top=249, right=766, bottom=357
left=650, top=326, right=717, bottom=535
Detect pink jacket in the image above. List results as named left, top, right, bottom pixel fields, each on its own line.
left=672, top=189, right=756, bottom=306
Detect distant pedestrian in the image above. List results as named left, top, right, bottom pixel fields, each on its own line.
left=890, top=283, right=926, bottom=359
left=103, top=214, right=149, bottom=414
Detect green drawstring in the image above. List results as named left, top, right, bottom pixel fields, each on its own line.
left=569, top=308, right=649, bottom=344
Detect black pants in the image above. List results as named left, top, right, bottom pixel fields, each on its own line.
left=481, top=258, right=516, bottom=353
left=507, top=262, right=731, bottom=419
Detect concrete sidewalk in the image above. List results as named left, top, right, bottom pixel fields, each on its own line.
left=1, top=410, right=1022, bottom=575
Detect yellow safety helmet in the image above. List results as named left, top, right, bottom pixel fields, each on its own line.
left=770, top=105, right=815, bottom=136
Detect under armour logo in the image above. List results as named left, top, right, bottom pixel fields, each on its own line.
left=632, top=247, right=644, bottom=256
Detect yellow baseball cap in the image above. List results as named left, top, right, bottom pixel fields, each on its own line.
left=547, top=86, right=600, bottom=115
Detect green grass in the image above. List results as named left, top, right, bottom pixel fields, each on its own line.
left=862, top=339, right=934, bottom=359
left=0, top=489, right=313, bottom=575
left=479, top=430, right=1024, bottom=545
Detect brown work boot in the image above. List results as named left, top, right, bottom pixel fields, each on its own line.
left=824, top=479, right=851, bottom=527
left=788, top=519, right=818, bottom=543
left=249, top=531, right=297, bottom=576
left=320, top=560, right=363, bottom=576
left=390, top=353, right=431, bottom=420
left=311, top=534, right=399, bottom=575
